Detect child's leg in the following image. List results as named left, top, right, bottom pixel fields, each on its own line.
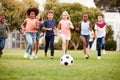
left=44, top=36, right=50, bottom=56
left=25, top=33, right=33, bottom=55
left=97, top=38, right=102, bottom=56
left=50, top=36, right=54, bottom=57
left=65, top=40, right=69, bottom=53
left=34, top=40, right=39, bottom=54
left=81, top=37, right=88, bottom=55
left=62, top=38, right=66, bottom=54
left=101, top=37, right=106, bottom=50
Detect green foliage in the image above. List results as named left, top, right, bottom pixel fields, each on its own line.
left=106, top=25, right=114, bottom=40
left=106, top=40, right=116, bottom=51
left=54, top=38, right=62, bottom=50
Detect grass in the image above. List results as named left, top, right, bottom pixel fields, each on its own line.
left=0, top=49, right=120, bottom=80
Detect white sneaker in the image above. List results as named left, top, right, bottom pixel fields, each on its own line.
left=24, top=52, right=29, bottom=58
left=32, top=52, right=35, bottom=57
left=34, top=55, right=38, bottom=59
left=97, top=56, right=101, bottom=60
left=30, top=55, right=34, bottom=59
left=102, top=50, right=106, bottom=54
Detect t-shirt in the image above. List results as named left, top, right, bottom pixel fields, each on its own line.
left=94, top=22, right=106, bottom=38
left=25, top=18, right=38, bottom=33
left=43, top=19, right=56, bottom=36
left=0, top=23, right=9, bottom=37
left=81, top=21, right=90, bottom=35
left=59, top=20, right=71, bottom=37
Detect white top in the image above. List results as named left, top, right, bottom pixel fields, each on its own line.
left=94, top=22, right=106, bottom=38
left=81, top=21, right=90, bottom=35
left=89, top=30, right=94, bottom=42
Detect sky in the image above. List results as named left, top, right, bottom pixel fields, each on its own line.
left=35, top=0, right=96, bottom=11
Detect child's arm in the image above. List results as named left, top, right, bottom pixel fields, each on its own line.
left=42, top=27, right=52, bottom=31
left=56, top=22, right=61, bottom=36
left=89, top=22, right=92, bottom=30
left=94, top=24, right=97, bottom=38
left=76, top=21, right=81, bottom=31
left=21, top=19, right=27, bottom=31
left=69, top=21, right=74, bottom=29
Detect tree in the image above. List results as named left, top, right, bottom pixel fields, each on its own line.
left=44, top=2, right=101, bottom=50
left=94, top=0, right=120, bottom=12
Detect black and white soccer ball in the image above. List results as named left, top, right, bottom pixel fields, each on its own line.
left=60, top=54, right=74, bottom=66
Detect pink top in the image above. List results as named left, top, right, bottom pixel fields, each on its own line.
left=25, top=18, right=38, bottom=33
left=60, top=20, right=71, bottom=37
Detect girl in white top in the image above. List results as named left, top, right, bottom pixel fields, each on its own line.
left=57, top=11, right=74, bottom=54
left=77, top=13, right=92, bottom=59
left=95, top=13, right=107, bottom=59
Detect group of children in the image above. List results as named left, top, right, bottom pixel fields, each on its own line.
left=20, top=7, right=107, bottom=60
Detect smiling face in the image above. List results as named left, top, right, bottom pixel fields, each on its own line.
left=47, top=13, right=54, bottom=20
left=29, top=12, right=36, bottom=19
left=98, top=16, right=104, bottom=22
left=82, top=14, right=88, bottom=21
left=61, top=11, right=70, bottom=20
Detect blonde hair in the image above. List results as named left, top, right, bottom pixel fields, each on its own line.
left=61, top=11, right=70, bottom=20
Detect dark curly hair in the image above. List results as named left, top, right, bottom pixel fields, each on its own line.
left=27, top=7, right=39, bottom=16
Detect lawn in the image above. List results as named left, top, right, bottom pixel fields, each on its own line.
left=0, top=49, right=120, bottom=80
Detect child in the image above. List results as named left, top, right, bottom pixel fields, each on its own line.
left=95, top=13, right=107, bottom=59
left=57, top=11, right=74, bottom=54
left=21, top=7, right=39, bottom=59
left=33, top=14, right=43, bottom=59
left=0, top=15, right=9, bottom=57
left=77, top=13, right=92, bottom=59
left=89, top=29, right=94, bottom=49
left=42, top=10, right=56, bottom=59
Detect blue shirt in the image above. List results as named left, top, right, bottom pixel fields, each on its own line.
left=43, top=19, right=56, bottom=36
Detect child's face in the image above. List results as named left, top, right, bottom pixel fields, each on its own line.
left=62, top=13, right=68, bottom=20
left=82, top=14, right=88, bottom=21
left=47, top=13, right=54, bottom=20
left=98, top=16, right=104, bottom=22
left=0, top=16, right=5, bottom=23
left=29, top=12, right=36, bottom=19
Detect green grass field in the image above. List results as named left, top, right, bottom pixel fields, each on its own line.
left=0, top=49, right=120, bottom=80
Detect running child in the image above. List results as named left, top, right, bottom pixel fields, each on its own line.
left=21, top=7, right=39, bottom=59
left=77, top=13, right=92, bottom=59
left=0, top=15, right=9, bottom=57
left=42, top=10, right=56, bottom=59
left=95, top=13, right=107, bottom=60
left=57, top=11, right=74, bottom=54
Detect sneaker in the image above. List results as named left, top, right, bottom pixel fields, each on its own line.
left=34, top=55, right=38, bottom=59
left=85, top=54, right=89, bottom=59
left=24, top=52, right=29, bottom=58
left=50, top=56, right=54, bottom=59
left=97, top=56, right=101, bottom=60
left=102, top=50, right=106, bottom=54
left=30, top=55, right=34, bottom=59
left=44, top=53, right=47, bottom=57
left=32, top=52, right=35, bottom=57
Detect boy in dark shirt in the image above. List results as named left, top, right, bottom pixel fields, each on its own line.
left=42, top=10, right=56, bottom=59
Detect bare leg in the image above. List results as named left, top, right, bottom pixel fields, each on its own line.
left=65, top=40, right=69, bottom=54
left=62, top=38, right=66, bottom=54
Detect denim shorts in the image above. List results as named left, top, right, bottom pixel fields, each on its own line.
left=36, top=31, right=41, bottom=41
left=80, top=35, right=90, bottom=41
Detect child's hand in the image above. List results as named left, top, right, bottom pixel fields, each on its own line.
left=47, top=28, right=52, bottom=31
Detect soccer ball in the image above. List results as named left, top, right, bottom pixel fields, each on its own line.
left=60, top=54, right=74, bottom=66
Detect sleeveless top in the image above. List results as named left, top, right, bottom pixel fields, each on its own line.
left=81, top=21, right=90, bottom=35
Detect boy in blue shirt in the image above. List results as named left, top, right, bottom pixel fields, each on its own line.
left=42, top=10, right=56, bottom=59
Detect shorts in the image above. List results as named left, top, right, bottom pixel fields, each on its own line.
left=80, top=35, right=90, bottom=41
left=61, top=34, right=71, bottom=40
left=36, top=31, right=41, bottom=41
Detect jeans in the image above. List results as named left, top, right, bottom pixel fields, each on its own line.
left=89, top=41, right=93, bottom=48
left=97, top=36, right=106, bottom=56
left=25, top=32, right=36, bottom=55
left=45, top=35, right=54, bottom=56
left=0, top=37, right=6, bottom=52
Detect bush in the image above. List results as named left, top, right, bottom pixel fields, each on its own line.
left=105, top=40, right=116, bottom=51
left=54, top=38, right=62, bottom=50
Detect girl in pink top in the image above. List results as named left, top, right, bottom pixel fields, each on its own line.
left=21, top=7, right=39, bottom=59
left=57, top=11, right=74, bottom=54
